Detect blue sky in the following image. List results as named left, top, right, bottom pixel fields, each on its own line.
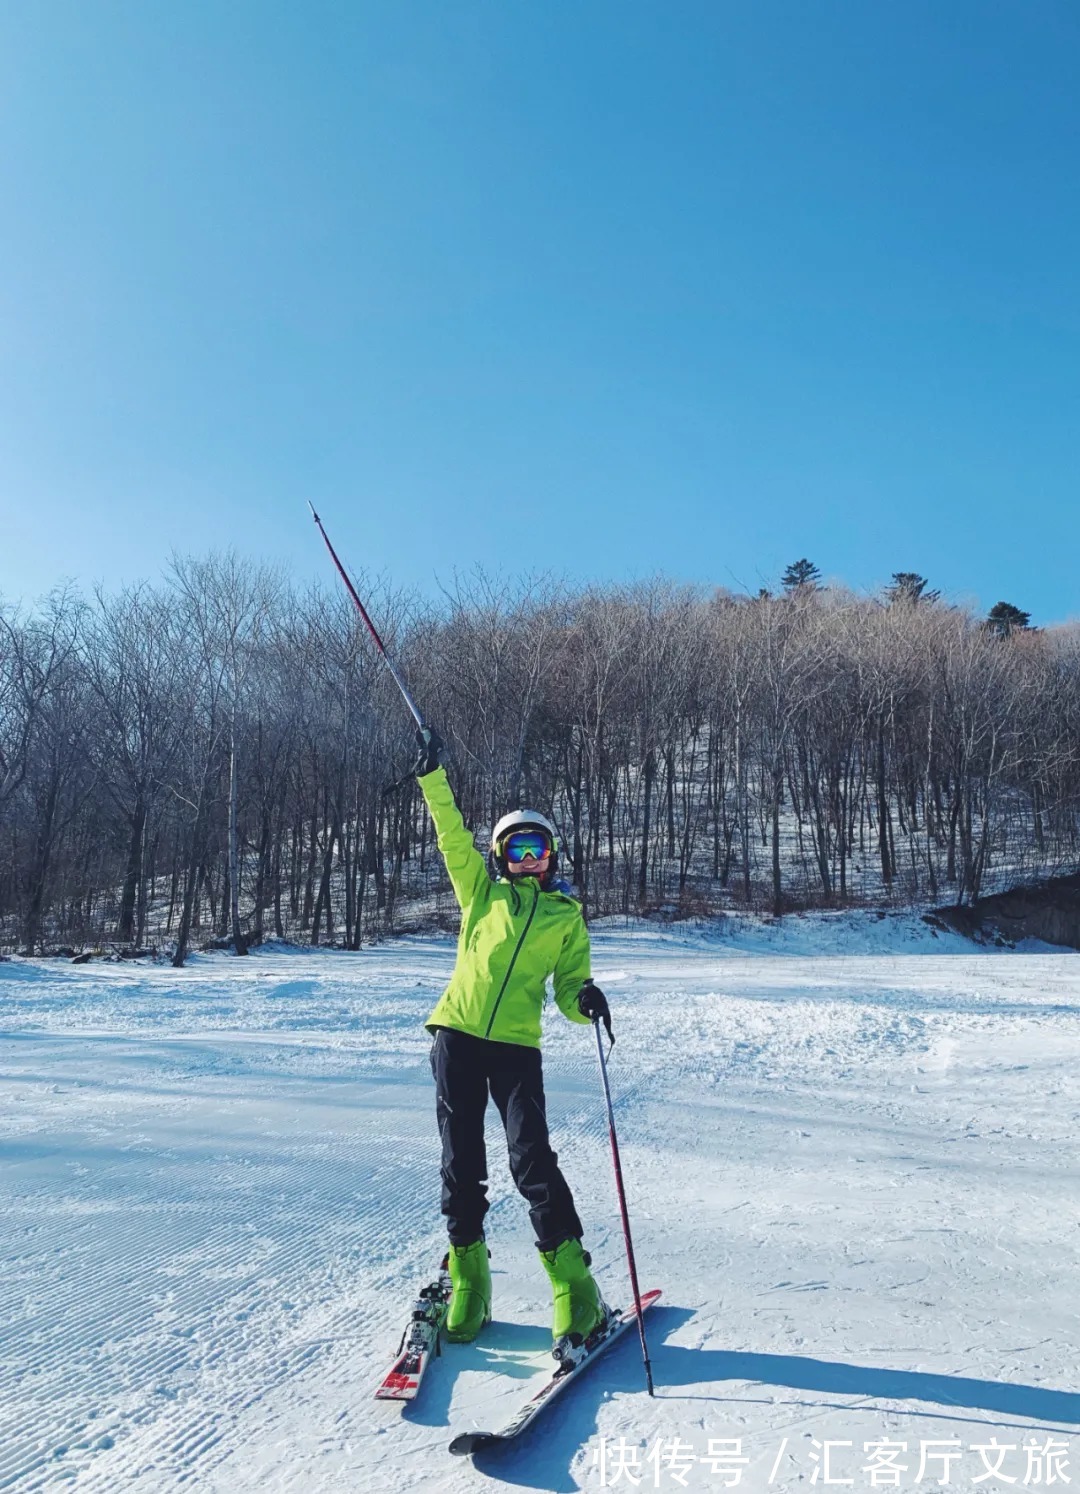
left=1, top=1, right=1077, bottom=622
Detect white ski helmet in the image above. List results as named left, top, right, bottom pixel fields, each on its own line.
left=490, top=807, right=559, bottom=881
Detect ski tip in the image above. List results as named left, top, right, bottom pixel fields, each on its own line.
left=615, top=1287, right=662, bottom=1322
left=449, top=1431, right=499, bottom=1457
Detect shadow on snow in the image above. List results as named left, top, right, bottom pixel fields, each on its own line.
left=451, top=1307, right=1080, bottom=1491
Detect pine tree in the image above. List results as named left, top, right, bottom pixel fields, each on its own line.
left=886, top=572, right=940, bottom=605
left=781, top=559, right=821, bottom=592
left=985, top=601, right=1032, bottom=637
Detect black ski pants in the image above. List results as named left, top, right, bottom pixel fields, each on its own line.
left=429, top=1026, right=584, bottom=1253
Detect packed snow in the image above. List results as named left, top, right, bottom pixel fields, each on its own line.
left=3, top=912, right=1080, bottom=1492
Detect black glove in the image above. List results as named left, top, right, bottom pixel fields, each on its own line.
left=413, top=725, right=443, bottom=778
left=577, top=980, right=610, bottom=1027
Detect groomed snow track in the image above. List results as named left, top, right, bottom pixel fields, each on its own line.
left=3, top=920, right=1080, bottom=1491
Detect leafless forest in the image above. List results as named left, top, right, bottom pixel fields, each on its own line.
left=1, top=557, right=1077, bottom=962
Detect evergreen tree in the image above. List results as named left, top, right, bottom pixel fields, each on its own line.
left=985, top=601, right=1032, bottom=637
left=886, top=572, right=940, bottom=605
left=781, top=558, right=821, bottom=592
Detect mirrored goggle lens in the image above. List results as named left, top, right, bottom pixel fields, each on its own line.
left=503, top=831, right=551, bottom=862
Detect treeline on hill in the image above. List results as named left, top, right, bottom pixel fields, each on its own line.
left=0, top=554, right=1075, bottom=963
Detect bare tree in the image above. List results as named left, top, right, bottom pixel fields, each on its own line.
left=5, top=559, right=1080, bottom=954
left=83, top=585, right=188, bottom=945
left=167, top=553, right=280, bottom=965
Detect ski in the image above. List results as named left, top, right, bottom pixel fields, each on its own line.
left=374, top=1263, right=453, bottom=1401
left=448, top=1288, right=662, bottom=1454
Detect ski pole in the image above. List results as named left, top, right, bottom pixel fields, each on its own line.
left=592, top=1016, right=655, bottom=1395
left=307, top=501, right=425, bottom=730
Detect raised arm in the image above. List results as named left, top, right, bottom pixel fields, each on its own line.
left=416, top=746, right=490, bottom=911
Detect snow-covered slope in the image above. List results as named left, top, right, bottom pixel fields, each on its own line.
left=3, top=915, right=1079, bottom=1491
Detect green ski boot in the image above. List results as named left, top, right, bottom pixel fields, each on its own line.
left=538, top=1238, right=605, bottom=1341
left=445, top=1239, right=491, bottom=1342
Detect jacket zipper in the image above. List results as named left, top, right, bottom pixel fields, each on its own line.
left=484, top=881, right=540, bottom=1039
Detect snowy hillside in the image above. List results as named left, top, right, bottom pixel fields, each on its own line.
left=3, top=914, right=1080, bottom=1491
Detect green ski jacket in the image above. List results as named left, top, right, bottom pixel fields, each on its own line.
left=419, top=766, right=592, bottom=1048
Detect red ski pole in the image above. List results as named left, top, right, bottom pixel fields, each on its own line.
left=592, top=1016, right=655, bottom=1395
left=307, top=502, right=425, bottom=730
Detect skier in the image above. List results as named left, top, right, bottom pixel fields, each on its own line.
left=413, top=725, right=612, bottom=1347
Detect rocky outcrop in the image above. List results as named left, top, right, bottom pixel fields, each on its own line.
left=927, top=873, right=1080, bottom=950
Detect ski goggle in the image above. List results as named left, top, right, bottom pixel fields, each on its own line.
left=501, top=830, right=552, bottom=863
